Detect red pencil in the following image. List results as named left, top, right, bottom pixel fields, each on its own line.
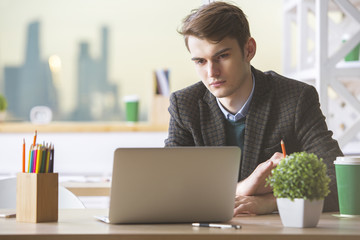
left=22, top=139, right=25, bottom=173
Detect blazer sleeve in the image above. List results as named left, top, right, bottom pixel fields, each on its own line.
left=164, top=92, right=195, bottom=146
left=294, top=85, right=343, bottom=212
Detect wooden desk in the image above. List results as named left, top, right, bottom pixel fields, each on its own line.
left=0, top=209, right=359, bottom=240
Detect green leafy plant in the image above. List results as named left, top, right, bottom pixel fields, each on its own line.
left=0, top=94, right=7, bottom=111
left=266, top=152, right=330, bottom=201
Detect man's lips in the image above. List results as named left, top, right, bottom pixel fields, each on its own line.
left=210, top=80, right=226, bottom=87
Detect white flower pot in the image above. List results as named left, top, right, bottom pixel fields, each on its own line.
left=277, top=198, right=324, bottom=228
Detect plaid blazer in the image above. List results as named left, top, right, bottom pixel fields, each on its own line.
left=165, top=67, right=343, bottom=212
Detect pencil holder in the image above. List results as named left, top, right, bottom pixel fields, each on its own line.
left=16, top=172, right=58, bottom=223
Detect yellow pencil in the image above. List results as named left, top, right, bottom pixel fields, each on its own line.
left=35, top=145, right=42, bottom=173
left=45, top=144, right=50, bottom=173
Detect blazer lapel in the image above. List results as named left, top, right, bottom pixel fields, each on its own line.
left=241, top=68, right=274, bottom=179
left=199, top=90, right=226, bottom=146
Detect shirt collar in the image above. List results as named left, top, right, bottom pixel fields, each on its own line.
left=216, top=74, right=255, bottom=122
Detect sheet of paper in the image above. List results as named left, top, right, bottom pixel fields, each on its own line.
left=0, top=210, right=16, bottom=218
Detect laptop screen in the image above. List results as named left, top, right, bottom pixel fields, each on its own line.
left=107, top=147, right=241, bottom=224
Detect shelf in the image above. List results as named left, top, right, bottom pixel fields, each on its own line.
left=285, top=68, right=316, bottom=82
left=286, top=61, right=360, bottom=80
left=283, top=0, right=360, bottom=148
left=0, top=122, right=168, bottom=133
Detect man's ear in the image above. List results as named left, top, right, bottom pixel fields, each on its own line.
left=245, top=37, right=256, bottom=62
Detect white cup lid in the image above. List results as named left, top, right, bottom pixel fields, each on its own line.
left=334, top=156, right=360, bottom=165
left=124, top=95, right=139, bottom=102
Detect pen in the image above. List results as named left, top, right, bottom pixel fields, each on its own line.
left=281, top=139, right=286, bottom=158
left=192, top=223, right=241, bottom=229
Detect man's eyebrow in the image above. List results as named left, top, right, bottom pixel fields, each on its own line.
left=191, top=48, right=231, bottom=61
left=191, top=57, right=203, bottom=61
left=212, top=48, right=231, bottom=57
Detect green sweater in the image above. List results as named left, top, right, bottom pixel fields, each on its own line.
left=225, top=117, right=246, bottom=155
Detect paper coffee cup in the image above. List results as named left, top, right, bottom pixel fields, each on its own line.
left=342, top=35, right=360, bottom=62
left=124, top=95, right=139, bottom=122
left=345, top=43, right=360, bottom=62
left=334, top=156, right=360, bottom=216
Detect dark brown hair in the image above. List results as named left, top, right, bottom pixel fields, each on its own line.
left=179, top=1, right=251, bottom=52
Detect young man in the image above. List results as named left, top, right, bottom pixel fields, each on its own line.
left=165, top=2, right=343, bottom=215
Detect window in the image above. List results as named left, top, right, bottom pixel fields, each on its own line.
left=0, top=0, right=200, bottom=122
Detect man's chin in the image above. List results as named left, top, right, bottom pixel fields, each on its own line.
left=211, top=91, right=228, bottom=99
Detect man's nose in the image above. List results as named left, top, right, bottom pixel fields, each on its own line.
left=208, top=62, right=220, bottom=78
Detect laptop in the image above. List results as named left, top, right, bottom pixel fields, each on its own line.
left=96, top=147, right=241, bottom=224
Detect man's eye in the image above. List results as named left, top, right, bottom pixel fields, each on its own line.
left=195, top=59, right=205, bottom=65
left=219, top=53, right=229, bottom=59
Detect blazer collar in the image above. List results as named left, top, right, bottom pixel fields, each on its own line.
left=199, top=89, right=226, bottom=146
left=240, top=67, right=274, bottom=179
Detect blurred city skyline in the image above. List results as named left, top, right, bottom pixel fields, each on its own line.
left=3, top=20, right=120, bottom=121
left=0, top=0, right=125, bottom=120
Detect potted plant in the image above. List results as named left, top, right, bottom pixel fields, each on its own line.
left=0, top=94, right=7, bottom=121
left=266, top=152, right=330, bottom=228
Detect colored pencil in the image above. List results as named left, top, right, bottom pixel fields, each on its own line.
left=281, top=139, right=286, bottom=158
left=36, top=145, right=42, bottom=173
left=32, top=146, right=37, bottom=173
left=49, top=144, right=54, bottom=173
left=28, top=144, right=33, bottom=173
left=45, top=144, right=50, bottom=173
left=22, top=139, right=25, bottom=173
left=33, top=130, right=37, bottom=146
left=40, top=146, right=47, bottom=173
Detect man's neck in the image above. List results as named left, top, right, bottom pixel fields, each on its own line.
left=219, top=98, right=245, bottom=115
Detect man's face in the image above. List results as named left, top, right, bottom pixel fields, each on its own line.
left=188, top=36, right=253, bottom=102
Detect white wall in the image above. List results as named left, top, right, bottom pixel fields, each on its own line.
left=0, top=132, right=167, bottom=177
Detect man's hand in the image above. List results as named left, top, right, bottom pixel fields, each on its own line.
left=236, top=152, right=283, bottom=196
left=233, top=193, right=277, bottom=216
